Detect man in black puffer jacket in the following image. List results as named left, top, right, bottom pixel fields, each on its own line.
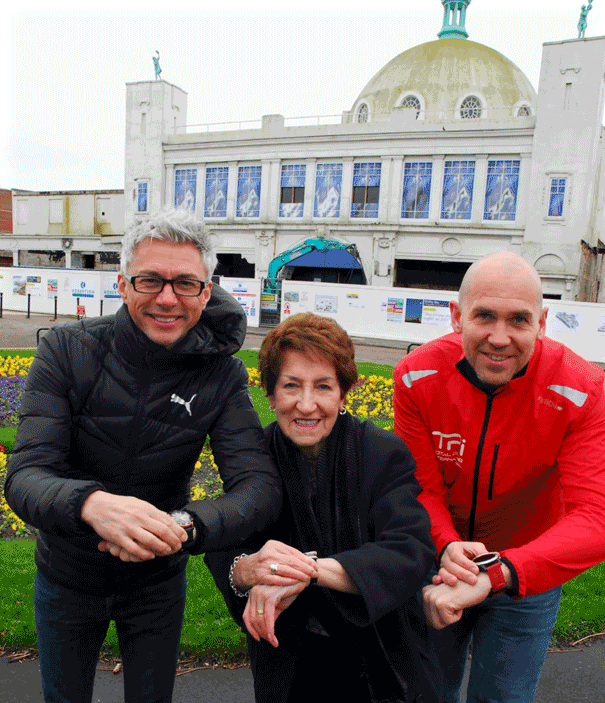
left=4, top=210, right=286, bottom=703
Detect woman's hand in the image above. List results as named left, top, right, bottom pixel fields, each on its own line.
left=243, top=582, right=307, bottom=647
left=423, top=576, right=491, bottom=629
left=233, top=540, right=318, bottom=591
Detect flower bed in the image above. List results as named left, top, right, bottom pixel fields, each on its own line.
left=1, top=361, right=396, bottom=539
left=0, top=355, right=31, bottom=428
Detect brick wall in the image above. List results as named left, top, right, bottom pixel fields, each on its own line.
left=0, top=189, right=12, bottom=234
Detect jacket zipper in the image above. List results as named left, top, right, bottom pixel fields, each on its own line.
left=123, top=355, right=153, bottom=491
left=468, top=394, right=493, bottom=541
left=488, top=444, right=500, bottom=501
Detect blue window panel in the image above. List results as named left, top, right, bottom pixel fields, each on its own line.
left=352, top=162, right=382, bottom=187
left=280, top=164, right=306, bottom=188
left=484, top=160, right=520, bottom=221
left=441, top=160, right=475, bottom=219
left=279, top=164, right=306, bottom=217
left=402, top=162, right=432, bottom=218
left=237, top=165, right=262, bottom=218
left=205, top=167, right=228, bottom=218
left=174, top=169, right=197, bottom=212
left=351, top=162, right=381, bottom=218
left=280, top=202, right=304, bottom=218
left=314, top=163, right=342, bottom=217
left=137, top=182, right=148, bottom=212
left=549, top=178, right=566, bottom=217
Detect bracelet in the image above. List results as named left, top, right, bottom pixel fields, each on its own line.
left=305, top=551, right=319, bottom=588
left=229, top=554, right=251, bottom=598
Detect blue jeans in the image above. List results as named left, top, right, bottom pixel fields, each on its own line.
left=34, top=569, right=187, bottom=703
left=431, top=584, right=562, bottom=703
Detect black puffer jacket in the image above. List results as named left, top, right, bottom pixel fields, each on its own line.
left=5, top=285, right=281, bottom=595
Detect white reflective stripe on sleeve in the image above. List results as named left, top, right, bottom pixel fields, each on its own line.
left=401, top=369, right=438, bottom=389
left=547, top=385, right=588, bottom=408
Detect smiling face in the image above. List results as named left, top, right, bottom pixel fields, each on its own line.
left=451, top=255, right=547, bottom=387
left=117, top=237, right=212, bottom=348
left=270, top=349, right=345, bottom=457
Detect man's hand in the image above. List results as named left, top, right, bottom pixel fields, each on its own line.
left=423, top=575, right=492, bottom=629
left=81, top=491, right=187, bottom=561
left=243, top=582, right=306, bottom=648
left=433, top=541, right=488, bottom=587
left=234, top=540, right=318, bottom=591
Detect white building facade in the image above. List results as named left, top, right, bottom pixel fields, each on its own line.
left=7, top=190, right=124, bottom=269
left=121, top=1, right=604, bottom=300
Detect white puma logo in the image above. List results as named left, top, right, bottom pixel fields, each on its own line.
left=170, top=393, right=197, bottom=416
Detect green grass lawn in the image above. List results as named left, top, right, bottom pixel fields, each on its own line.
left=0, top=541, right=247, bottom=658
left=1, top=540, right=604, bottom=654
left=0, top=350, right=35, bottom=359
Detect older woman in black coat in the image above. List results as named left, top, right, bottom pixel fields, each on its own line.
left=205, top=313, right=440, bottom=703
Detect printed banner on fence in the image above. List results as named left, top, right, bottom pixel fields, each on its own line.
left=102, top=276, right=121, bottom=299
left=71, top=278, right=97, bottom=299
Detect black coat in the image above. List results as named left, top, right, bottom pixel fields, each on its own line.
left=4, top=286, right=281, bottom=595
left=206, top=416, right=440, bottom=703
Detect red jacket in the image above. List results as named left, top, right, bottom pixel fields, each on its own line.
left=394, top=333, right=605, bottom=598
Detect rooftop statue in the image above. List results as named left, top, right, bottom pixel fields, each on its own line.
left=578, top=1, right=593, bottom=39
left=153, top=50, right=162, bottom=80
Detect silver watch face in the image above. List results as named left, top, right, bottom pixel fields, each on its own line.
left=170, top=510, right=193, bottom=527
left=473, top=552, right=500, bottom=568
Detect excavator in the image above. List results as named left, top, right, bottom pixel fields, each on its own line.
left=264, top=238, right=364, bottom=292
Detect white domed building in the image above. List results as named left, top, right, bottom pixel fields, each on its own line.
left=124, top=0, right=605, bottom=302
left=348, top=37, right=536, bottom=125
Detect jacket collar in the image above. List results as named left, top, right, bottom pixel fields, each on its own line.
left=456, top=338, right=543, bottom=396
left=113, top=300, right=243, bottom=369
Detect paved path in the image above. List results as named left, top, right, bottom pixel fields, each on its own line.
left=0, top=312, right=411, bottom=367
left=3, top=637, right=605, bottom=702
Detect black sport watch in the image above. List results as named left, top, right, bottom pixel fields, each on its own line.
left=169, top=510, right=196, bottom=550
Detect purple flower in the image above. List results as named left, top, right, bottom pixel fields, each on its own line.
left=0, top=376, right=27, bottom=427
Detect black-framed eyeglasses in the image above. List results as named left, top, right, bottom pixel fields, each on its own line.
left=123, top=274, right=207, bottom=297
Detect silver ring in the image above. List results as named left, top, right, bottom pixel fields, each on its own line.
left=270, top=562, right=279, bottom=574
left=257, top=609, right=264, bottom=615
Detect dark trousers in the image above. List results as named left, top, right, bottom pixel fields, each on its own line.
left=250, top=629, right=377, bottom=703
left=34, top=569, right=187, bottom=703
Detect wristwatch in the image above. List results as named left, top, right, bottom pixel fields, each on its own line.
left=169, top=510, right=196, bottom=550
left=472, top=552, right=507, bottom=597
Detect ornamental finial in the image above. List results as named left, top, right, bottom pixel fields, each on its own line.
left=438, top=0, right=471, bottom=40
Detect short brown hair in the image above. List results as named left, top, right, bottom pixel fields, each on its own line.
left=259, top=313, right=358, bottom=397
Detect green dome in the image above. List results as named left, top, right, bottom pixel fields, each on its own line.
left=351, top=39, right=536, bottom=123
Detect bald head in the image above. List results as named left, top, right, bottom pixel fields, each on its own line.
left=458, top=252, right=543, bottom=312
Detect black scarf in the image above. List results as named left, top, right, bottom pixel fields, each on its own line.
left=268, top=413, right=411, bottom=703
left=269, top=410, right=362, bottom=557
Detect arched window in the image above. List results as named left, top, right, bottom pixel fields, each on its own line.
left=516, top=104, right=531, bottom=117
left=460, top=95, right=482, bottom=119
left=357, top=103, right=369, bottom=123
left=400, top=95, right=422, bottom=119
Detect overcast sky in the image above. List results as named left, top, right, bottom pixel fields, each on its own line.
left=2, top=0, right=603, bottom=192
